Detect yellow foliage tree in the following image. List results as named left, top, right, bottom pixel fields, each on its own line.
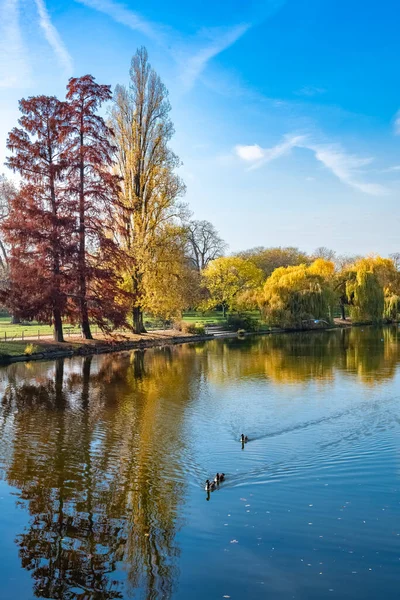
left=261, top=259, right=336, bottom=328
left=202, top=256, right=264, bottom=316
left=110, top=47, right=186, bottom=333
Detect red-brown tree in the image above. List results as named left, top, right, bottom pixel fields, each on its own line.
left=2, top=96, right=75, bottom=342
left=66, top=75, right=121, bottom=339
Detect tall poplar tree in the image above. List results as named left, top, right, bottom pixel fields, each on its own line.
left=110, top=47, right=185, bottom=333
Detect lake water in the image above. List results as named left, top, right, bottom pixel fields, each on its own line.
left=1, top=327, right=400, bottom=599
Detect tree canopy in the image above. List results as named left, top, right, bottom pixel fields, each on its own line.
left=202, top=256, right=264, bottom=316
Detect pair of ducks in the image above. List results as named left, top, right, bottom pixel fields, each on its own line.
left=204, top=435, right=249, bottom=491
left=205, top=472, right=225, bottom=491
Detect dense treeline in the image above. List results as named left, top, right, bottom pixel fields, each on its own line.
left=1, top=47, right=399, bottom=339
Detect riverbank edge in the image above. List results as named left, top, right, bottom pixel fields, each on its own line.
left=0, top=324, right=351, bottom=366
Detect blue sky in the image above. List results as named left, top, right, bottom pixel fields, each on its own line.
left=1, top=0, right=400, bottom=256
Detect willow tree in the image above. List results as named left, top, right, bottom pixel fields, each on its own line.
left=261, top=260, right=335, bottom=329
left=336, top=256, right=398, bottom=323
left=346, top=267, right=384, bottom=323
left=110, top=47, right=185, bottom=333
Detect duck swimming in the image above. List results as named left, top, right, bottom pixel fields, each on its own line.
left=240, top=434, right=249, bottom=443
left=214, top=472, right=226, bottom=484
left=205, top=479, right=216, bottom=492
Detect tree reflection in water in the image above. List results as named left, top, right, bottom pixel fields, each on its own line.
left=1, top=347, right=201, bottom=599
left=1, top=327, right=400, bottom=598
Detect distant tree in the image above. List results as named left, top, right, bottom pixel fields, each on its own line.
left=335, top=256, right=394, bottom=323
left=334, top=254, right=361, bottom=271
left=346, top=267, right=384, bottom=324
left=0, top=175, right=18, bottom=320
left=261, top=260, right=336, bottom=328
left=110, top=47, right=186, bottom=333
left=312, top=246, right=336, bottom=262
left=66, top=74, right=120, bottom=339
left=0, top=174, right=16, bottom=280
left=238, top=246, right=310, bottom=278
left=2, top=96, right=75, bottom=342
left=185, top=219, right=227, bottom=271
left=202, top=256, right=264, bottom=317
left=389, top=252, right=400, bottom=271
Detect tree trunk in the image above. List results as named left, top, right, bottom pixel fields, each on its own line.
left=78, top=130, right=93, bottom=340
left=133, top=306, right=146, bottom=334
left=11, top=314, right=21, bottom=324
left=340, top=301, right=346, bottom=320
left=53, top=306, right=64, bottom=342
left=132, top=267, right=146, bottom=334
left=49, top=168, right=64, bottom=343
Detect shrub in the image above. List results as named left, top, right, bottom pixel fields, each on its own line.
left=24, top=343, right=39, bottom=356
left=227, top=314, right=259, bottom=332
left=174, top=320, right=205, bottom=335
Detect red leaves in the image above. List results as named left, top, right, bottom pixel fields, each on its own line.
left=1, top=76, right=130, bottom=338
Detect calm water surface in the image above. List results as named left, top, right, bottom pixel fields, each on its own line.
left=1, top=327, right=400, bottom=599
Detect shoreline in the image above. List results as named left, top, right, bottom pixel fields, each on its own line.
left=0, top=324, right=352, bottom=366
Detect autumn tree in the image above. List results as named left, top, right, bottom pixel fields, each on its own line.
left=185, top=219, right=227, bottom=271
left=261, top=259, right=336, bottom=329
left=345, top=266, right=384, bottom=324
left=339, top=256, right=399, bottom=323
left=110, top=47, right=186, bottom=333
left=389, top=252, right=400, bottom=271
left=66, top=75, right=120, bottom=338
left=143, top=224, right=201, bottom=322
left=238, top=246, right=310, bottom=278
left=312, top=246, right=336, bottom=262
left=202, top=256, right=264, bottom=317
left=2, top=96, right=75, bottom=342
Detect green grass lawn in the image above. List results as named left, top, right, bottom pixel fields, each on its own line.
left=0, top=317, right=82, bottom=340
left=0, top=310, right=266, bottom=341
left=0, top=341, right=48, bottom=357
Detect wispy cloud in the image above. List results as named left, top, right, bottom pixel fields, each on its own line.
left=383, top=165, right=400, bottom=172
left=394, top=110, right=400, bottom=135
left=236, top=135, right=306, bottom=169
left=235, top=134, right=389, bottom=196
left=75, top=0, right=161, bottom=40
left=0, top=0, right=31, bottom=88
left=295, top=86, right=326, bottom=97
left=34, top=0, right=73, bottom=74
left=173, top=24, right=250, bottom=91
left=75, top=0, right=249, bottom=90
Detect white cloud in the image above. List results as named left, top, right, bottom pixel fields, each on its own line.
left=235, top=135, right=306, bottom=169
left=235, top=144, right=264, bottom=161
left=0, top=0, right=31, bottom=88
left=235, top=134, right=389, bottom=196
left=394, top=110, right=400, bottom=135
left=34, top=0, right=73, bottom=74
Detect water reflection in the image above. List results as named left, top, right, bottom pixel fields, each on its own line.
left=1, top=348, right=203, bottom=599
left=0, top=327, right=400, bottom=599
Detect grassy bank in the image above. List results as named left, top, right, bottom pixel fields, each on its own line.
left=0, top=330, right=218, bottom=365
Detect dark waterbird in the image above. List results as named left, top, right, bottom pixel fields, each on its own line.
left=205, top=479, right=216, bottom=492
left=214, top=472, right=225, bottom=484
